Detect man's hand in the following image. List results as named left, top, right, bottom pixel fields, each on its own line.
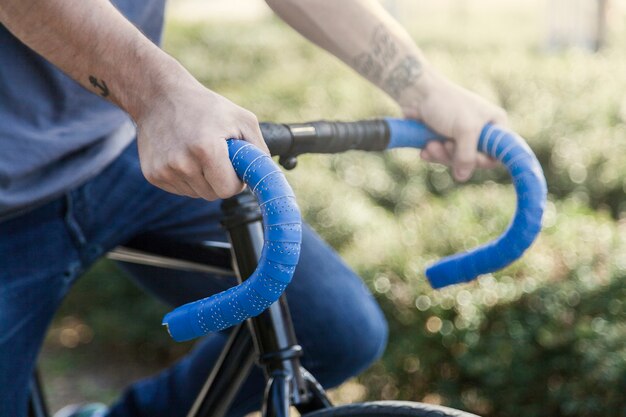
left=136, top=81, right=268, bottom=200
left=399, top=73, right=508, bottom=182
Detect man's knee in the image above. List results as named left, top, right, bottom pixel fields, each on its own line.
left=288, top=225, right=389, bottom=387
left=301, top=295, right=389, bottom=388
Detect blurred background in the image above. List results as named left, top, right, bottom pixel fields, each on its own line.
left=41, top=1, right=626, bottom=416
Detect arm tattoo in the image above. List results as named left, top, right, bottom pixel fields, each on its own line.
left=354, top=52, right=383, bottom=82
left=88, top=75, right=110, bottom=97
left=352, top=24, right=422, bottom=98
left=371, top=25, right=397, bottom=62
left=352, top=24, right=397, bottom=83
left=383, top=56, right=422, bottom=98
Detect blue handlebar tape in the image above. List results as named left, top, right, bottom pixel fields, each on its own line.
left=385, top=118, right=547, bottom=289
left=162, top=140, right=302, bottom=342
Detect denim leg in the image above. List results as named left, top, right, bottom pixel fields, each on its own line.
left=107, top=222, right=388, bottom=417
left=0, top=200, right=86, bottom=417
left=0, top=142, right=388, bottom=417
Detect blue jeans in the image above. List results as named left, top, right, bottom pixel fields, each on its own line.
left=0, top=143, right=388, bottom=417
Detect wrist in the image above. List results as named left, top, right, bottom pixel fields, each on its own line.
left=394, top=64, right=443, bottom=117
left=123, top=49, right=199, bottom=123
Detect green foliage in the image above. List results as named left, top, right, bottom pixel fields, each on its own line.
left=360, top=201, right=626, bottom=417
left=48, top=9, right=626, bottom=416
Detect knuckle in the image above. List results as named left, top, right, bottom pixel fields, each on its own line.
left=190, top=143, right=212, bottom=161
left=143, top=166, right=167, bottom=186
left=168, top=157, right=195, bottom=177
left=490, top=108, right=506, bottom=121
left=242, top=108, right=257, bottom=121
left=247, top=111, right=259, bottom=127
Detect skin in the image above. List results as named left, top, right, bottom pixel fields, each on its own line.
left=0, top=0, right=507, bottom=202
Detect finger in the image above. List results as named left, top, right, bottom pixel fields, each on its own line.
left=158, top=179, right=198, bottom=198
left=163, top=154, right=204, bottom=198
left=452, top=129, right=480, bottom=182
left=241, top=120, right=270, bottom=155
left=170, top=179, right=199, bottom=198
left=424, top=141, right=453, bottom=166
left=176, top=180, right=200, bottom=198
left=451, top=131, right=499, bottom=169
left=183, top=167, right=220, bottom=201
left=187, top=178, right=219, bottom=201
left=143, top=164, right=198, bottom=197
left=200, top=166, right=239, bottom=200
left=420, top=149, right=432, bottom=162
left=198, top=139, right=244, bottom=199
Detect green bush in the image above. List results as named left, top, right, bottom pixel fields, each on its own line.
left=50, top=260, right=185, bottom=363
left=356, top=201, right=626, bottom=417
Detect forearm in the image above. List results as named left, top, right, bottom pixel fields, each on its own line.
left=0, top=0, right=193, bottom=120
left=265, top=0, right=436, bottom=108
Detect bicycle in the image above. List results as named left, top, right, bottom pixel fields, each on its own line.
left=29, top=118, right=547, bottom=417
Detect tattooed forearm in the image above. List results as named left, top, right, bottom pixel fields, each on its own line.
left=354, top=52, right=383, bottom=82
left=353, top=24, right=398, bottom=83
left=352, top=24, right=422, bottom=98
left=88, top=75, right=110, bottom=97
left=371, top=25, right=397, bottom=62
left=382, top=56, right=422, bottom=98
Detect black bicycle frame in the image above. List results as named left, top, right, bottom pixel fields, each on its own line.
left=29, top=189, right=331, bottom=417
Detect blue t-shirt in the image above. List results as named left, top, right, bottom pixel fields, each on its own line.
left=0, top=0, right=166, bottom=221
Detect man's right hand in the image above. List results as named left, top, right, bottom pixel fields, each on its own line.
left=0, top=0, right=269, bottom=202
left=135, top=81, right=269, bottom=201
